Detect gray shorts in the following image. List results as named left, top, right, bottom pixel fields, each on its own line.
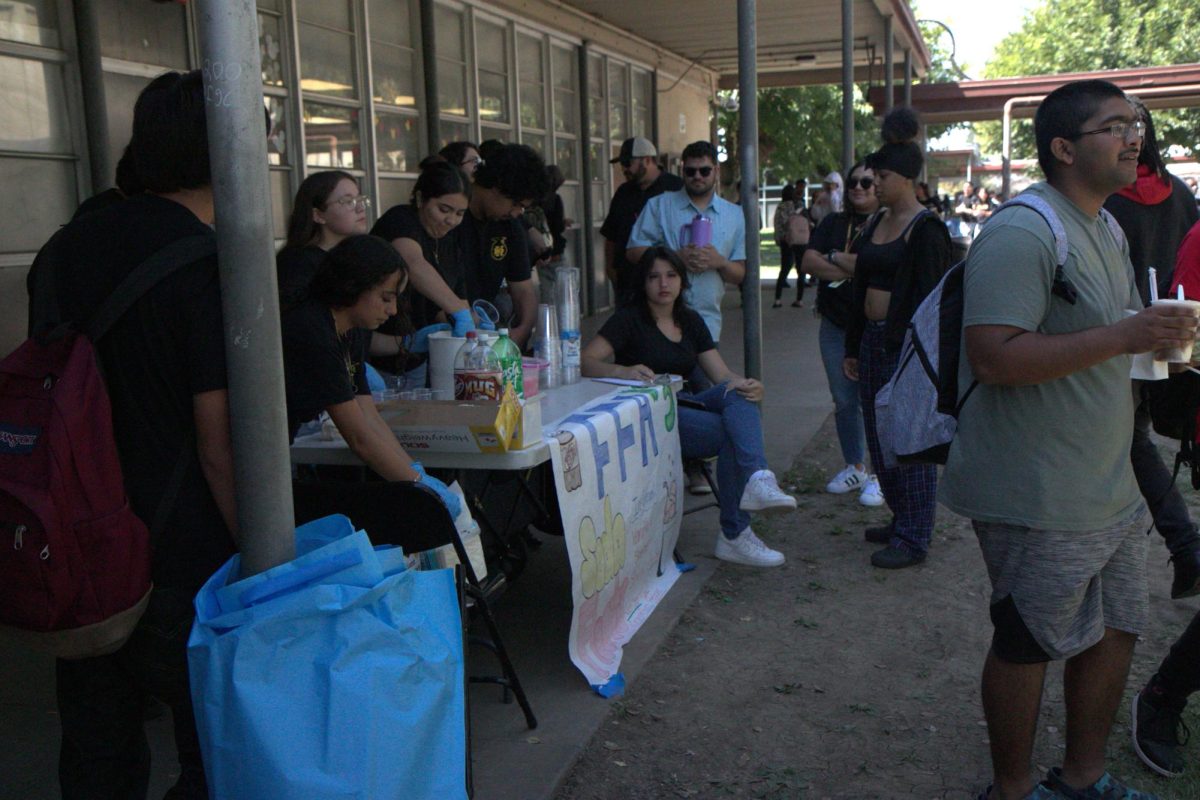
left=972, top=505, right=1149, bottom=662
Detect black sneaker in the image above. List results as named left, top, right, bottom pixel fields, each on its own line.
left=1131, top=687, right=1189, bottom=778
left=1169, top=548, right=1200, bottom=599
left=864, top=525, right=891, bottom=544
left=870, top=545, right=926, bottom=569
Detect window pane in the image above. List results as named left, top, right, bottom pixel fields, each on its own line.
left=439, top=120, right=469, bottom=150
left=587, top=54, right=603, bottom=139
left=379, top=178, right=416, bottom=215
left=588, top=141, right=606, bottom=186
left=475, top=19, right=506, bottom=74
left=554, top=137, right=577, bottom=180
left=258, top=12, right=285, bottom=87
left=258, top=0, right=281, bottom=11
left=434, top=6, right=464, bottom=61
left=0, top=157, right=77, bottom=253
left=304, top=101, right=360, bottom=169
left=608, top=62, right=628, bottom=140
left=520, top=134, right=544, bottom=160
left=520, top=81, right=545, bottom=130
left=375, top=111, right=419, bottom=173
left=97, top=0, right=189, bottom=68
left=0, top=0, right=59, bottom=47
left=437, top=58, right=467, bottom=116
left=373, top=43, right=417, bottom=107
left=265, top=96, right=288, bottom=165
left=0, top=56, right=71, bottom=152
left=632, top=69, right=651, bottom=138
left=553, top=88, right=576, bottom=135
left=590, top=183, right=607, bottom=224
left=269, top=168, right=290, bottom=239
left=478, top=71, right=508, bottom=125
left=103, top=71, right=150, bottom=175
left=368, top=0, right=411, bottom=47
left=299, top=24, right=357, bottom=98
left=552, top=46, right=576, bottom=90
left=296, top=0, right=350, bottom=31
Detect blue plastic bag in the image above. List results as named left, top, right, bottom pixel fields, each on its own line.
left=188, top=515, right=466, bottom=800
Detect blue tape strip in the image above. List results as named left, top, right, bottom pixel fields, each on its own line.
left=592, top=673, right=626, bottom=698
left=676, top=561, right=696, bottom=573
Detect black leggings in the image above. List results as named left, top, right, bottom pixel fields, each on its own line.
left=774, top=244, right=806, bottom=302
left=1153, top=609, right=1200, bottom=707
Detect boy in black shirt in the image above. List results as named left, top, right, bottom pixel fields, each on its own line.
left=459, top=144, right=549, bottom=349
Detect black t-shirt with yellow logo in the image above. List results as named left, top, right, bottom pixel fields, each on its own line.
left=458, top=211, right=531, bottom=304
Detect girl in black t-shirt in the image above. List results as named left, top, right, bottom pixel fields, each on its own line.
left=282, top=235, right=460, bottom=516
left=277, top=170, right=371, bottom=310
left=581, top=247, right=795, bottom=569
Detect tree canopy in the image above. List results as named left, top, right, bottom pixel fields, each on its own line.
left=977, top=0, right=1200, bottom=158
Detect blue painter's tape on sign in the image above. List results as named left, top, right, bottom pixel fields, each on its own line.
left=592, top=673, right=626, bottom=698
left=676, top=561, right=696, bottom=573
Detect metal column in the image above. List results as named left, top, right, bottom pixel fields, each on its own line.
left=737, top=0, right=761, bottom=382
left=578, top=42, right=599, bottom=313
left=195, top=1, right=295, bottom=577
left=419, top=0, right=440, bottom=151
left=840, top=0, right=854, bottom=175
left=72, top=0, right=111, bottom=194
left=903, top=49, right=913, bottom=107
left=883, top=16, right=894, bottom=113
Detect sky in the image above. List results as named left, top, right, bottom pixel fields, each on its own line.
left=912, top=0, right=1044, bottom=77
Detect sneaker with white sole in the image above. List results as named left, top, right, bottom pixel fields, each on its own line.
left=825, top=464, right=868, bottom=494
left=739, top=469, right=797, bottom=513
left=859, top=475, right=884, bottom=507
left=715, top=527, right=785, bottom=567
left=687, top=465, right=713, bottom=495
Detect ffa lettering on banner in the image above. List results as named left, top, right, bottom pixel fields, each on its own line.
left=548, top=385, right=683, bottom=689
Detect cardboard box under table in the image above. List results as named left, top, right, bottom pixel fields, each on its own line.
left=376, top=395, right=542, bottom=455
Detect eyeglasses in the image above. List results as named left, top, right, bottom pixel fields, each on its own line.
left=847, top=177, right=875, bottom=189
left=461, top=156, right=483, bottom=168
left=329, top=195, right=372, bottom=212
left=1072, top=120, right=1146, bottom=141
left=683, top=166, right=713, bottom=178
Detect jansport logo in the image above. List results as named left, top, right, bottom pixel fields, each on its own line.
left=0, top=424, right=40, bottom=454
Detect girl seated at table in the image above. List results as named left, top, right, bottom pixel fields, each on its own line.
left=580, top=246, right=796, bottom=568
left=277, top=170, right=370, bottom=310
left=281, top=233, right=459, bottom=516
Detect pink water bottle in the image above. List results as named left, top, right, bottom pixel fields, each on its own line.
left=679, top=214, right=713, bottom=248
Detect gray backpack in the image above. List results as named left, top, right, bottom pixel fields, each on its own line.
left=874, top=194, right=1126, bottom=467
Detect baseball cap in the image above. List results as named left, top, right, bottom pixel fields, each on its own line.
left=610, top=137, right=658, bottom=165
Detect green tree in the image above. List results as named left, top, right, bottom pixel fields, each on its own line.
left=977, top=0, right=1200, bottom=158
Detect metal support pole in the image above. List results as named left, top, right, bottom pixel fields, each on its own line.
left=195, top=1, right=295, bottom=577
left=883, top=16, right=894, bottom=113
left=840, top=0, right=854, bottom=175
left=73, top=0, right=111, bottom=194
left=737, top=0, right=761, bottom=382
left=419, top=0, right=440, bottom=151
left=903, top=49, right=913, bottom=107
left=579, top=42, right=600, bottom=312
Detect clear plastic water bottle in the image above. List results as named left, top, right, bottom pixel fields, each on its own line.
left=491, top=328, right=524, bottom=400
left=453, top=331, right=504, bottom=401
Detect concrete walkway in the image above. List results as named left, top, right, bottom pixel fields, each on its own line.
left=0, top=281, right=833, bottom=800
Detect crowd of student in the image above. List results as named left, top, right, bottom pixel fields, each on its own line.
left=18, top=63, right=1200, bottom=800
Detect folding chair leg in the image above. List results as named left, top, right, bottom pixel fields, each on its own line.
left=466, top=584, right=538, bottom=729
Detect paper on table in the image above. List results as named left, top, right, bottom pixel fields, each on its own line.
left=591, top=374, right=683, bottom=388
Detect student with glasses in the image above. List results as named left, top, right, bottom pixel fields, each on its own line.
left=439, top=140, right=483, bottom=181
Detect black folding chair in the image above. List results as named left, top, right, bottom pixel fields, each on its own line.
left=292, top=479, right=538, bottom=737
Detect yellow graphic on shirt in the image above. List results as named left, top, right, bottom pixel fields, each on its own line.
left=490, top=236, right=508, bottom=260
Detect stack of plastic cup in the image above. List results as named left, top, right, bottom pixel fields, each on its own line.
left=555, top=266, right=581, bottom=385
left=532, top=303, right=561, bottom=389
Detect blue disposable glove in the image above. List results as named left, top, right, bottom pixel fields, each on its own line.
left=406, top=323, right=451, bottom=355
left=476, top=316, right=496, bottom=332
left=449, top=308, right=476, bottom=337
left=409, top=461, right=426, bottom=478
left=418, top=472, right=462, bottom=519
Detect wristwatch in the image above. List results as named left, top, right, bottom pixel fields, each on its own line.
left=827, top=250, right=839, bottom=264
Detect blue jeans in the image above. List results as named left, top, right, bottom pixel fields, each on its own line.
left=679, top=383, right=769, bottom=539
left=818, top=316, right=866, bottom=467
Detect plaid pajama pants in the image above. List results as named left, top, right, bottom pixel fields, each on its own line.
left=859, top=320, right=938, bottom=555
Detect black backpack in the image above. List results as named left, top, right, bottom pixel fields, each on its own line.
left=1147, top=370, right=1200, bottom=489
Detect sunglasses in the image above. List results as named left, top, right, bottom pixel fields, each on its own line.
left=847, top=177, right=875, bottom=189
left=683, top=166, right=713, bottom=177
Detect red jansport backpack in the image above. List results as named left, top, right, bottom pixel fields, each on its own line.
left=0, top=234, right=215, bottom=658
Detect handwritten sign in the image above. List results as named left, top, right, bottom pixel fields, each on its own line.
left=548, top=385, right=683, bottom=689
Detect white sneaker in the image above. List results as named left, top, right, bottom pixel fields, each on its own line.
left=738, top=469, right=797, bottom=514
left=687, top=465, right=714, bottom=495
left=715, top=527, right=785, bottom=567
left=859, top=475, right=884, bottom=507
left=825, top=464, right=868, bottom=494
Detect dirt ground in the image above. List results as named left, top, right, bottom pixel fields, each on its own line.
left=554, top=415, right=1200, bottom=800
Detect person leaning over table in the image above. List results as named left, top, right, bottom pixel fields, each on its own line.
left=580, top=246, right=797, bottom=569
left=281, top=233, right=460, bottom=517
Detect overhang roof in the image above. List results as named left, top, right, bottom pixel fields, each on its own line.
left=867, top=63, right=1200, bottom=124
left=553, top=0, right=930, bottom=88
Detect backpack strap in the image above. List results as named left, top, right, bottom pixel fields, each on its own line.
left=1098, top=207, right=1128, bottom=253
left=87, top=234, right=218, bottom=342
left=995, top=195, right=1069, bottom=267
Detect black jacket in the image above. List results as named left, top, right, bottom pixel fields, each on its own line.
left=1104, top=174, right=1200, bottom=304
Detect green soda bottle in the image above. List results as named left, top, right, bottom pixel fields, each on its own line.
left=491, top=328, right=524, bottom=400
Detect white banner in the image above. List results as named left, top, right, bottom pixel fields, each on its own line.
left=547, top=384, right=684, bottom=690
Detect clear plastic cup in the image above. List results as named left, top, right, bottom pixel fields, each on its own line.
left=398, top=390, right=418, bottom=401
left=430, top=388, right=453, bottom=401
left=1151, top=298, right=1200, bottom=362
left=412, top=388, right=433, bottom=401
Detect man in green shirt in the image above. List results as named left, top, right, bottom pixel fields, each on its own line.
left=942, top=80, right=1198, bottom=800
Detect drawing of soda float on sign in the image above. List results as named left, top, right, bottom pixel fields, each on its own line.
left=556, top=430, right=582, bottom=492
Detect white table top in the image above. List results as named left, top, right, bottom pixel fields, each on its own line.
left=290, top=379, right=650, bottom=471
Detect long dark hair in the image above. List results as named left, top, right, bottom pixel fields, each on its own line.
left=309, top=235, right=406, bottom=313
left=625, top=247, right=692, bottom=328
left=285, top=170, right=356, bottom=249
left=411, top=156, right=470, bottom=206
left=1130, top=96, right=1169, bottom=185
